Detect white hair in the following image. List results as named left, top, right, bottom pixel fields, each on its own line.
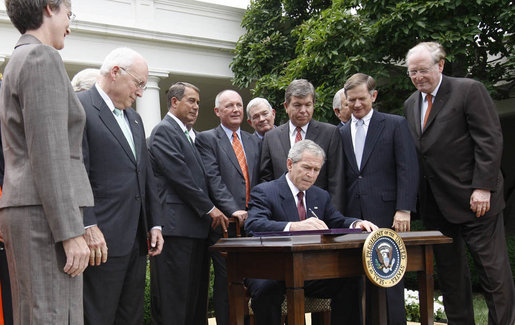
left=99, top=47, right=146, bottom=76
left=246, top=97, right=272, bottom=117
left=332, top=88, right=345, bottom=109
left=71, top=68, right=99, bottom=92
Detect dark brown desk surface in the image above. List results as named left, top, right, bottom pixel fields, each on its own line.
left=212, top=230, right=452, bottom=325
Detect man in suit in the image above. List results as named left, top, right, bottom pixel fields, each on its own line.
left=246, top=97, right=276, bottom=140
left=79, top=47, right=163, bottom=325
left=332, top=88, right=351, bottom=128
left=260, top=79, right=344, bottom=212
left=196, top=89, right=261, bottom=325
left=404, top=41, right=515, bottom=324
left=0, top=1, right=93, bottom=323
left=340, top=73, right=419, bottom=324
left=148, top=82, right=229, bottom=325
left=245, top=139, right=377, bottom=325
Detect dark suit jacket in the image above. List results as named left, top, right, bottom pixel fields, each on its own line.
left=245, top=175, right=357, bottom=234
left=404, top=75, right=504, bottom=223
left=340, top=111, right=418, bottom=227
left=196, top=126, right=261, bottom=217
left=259, top=120, right=344, bottom=211
left=148, top=114, right=213, bottom=238
left=79, top=86, right=160, bottom=257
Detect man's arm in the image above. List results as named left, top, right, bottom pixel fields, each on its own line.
left=392, top=118, right=419, bottom=231
left=245, top=186, right=288, bottom=233
left=149, top=125, right=215, bottom=217
left=465, top=81, right=503, bottom=217
left=195, top=132, right=240, bottom=216
left=259, top=133, right=274, bottom=183
left=325, top=126, right=345, bottom=212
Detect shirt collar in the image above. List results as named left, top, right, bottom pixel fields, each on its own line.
left=289, top=120, right=309, bottom=136
left=167, top=112, right=188, bottom=133
left=351, top=108, right=374, bottom=126
left=422, top=73, right=443, bottom=101
left=95, top=83, right=116, bottom=113
left=285, top=172, right=303, bottom=199
left=220, top=124, right=241, bottom=141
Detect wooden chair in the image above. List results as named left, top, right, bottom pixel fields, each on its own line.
left=222, top=217, right=331, bottom=324
left=247, top=296, right=331, bottom=325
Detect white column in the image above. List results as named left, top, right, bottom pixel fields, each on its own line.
left=136, top=72, right=167, bottom=138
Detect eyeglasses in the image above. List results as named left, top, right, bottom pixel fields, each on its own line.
left=407, top=64, right=437, bottom=77
left=120, top=67, right=147, bottom=90
left=67, top=10, right=76, bottom=22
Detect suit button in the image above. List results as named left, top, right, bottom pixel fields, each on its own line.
left=135, top=195, right=141, bottom=200
left=358, top=176, right=363, bottom=179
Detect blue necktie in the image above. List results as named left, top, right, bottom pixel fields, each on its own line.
left=354, top=119, right=365, bottom=169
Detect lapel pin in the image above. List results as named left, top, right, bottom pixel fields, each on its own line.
left=135, top=120, right=139, bottom=124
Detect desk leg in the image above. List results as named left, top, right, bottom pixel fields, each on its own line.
left=418, top=245, right=434, bottom=325
left=227, top=255, right=245, bottom=325
left=285, top=253, right=305, bottom=325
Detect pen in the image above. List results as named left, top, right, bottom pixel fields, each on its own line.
left=308, top=208, right=319, bottom=219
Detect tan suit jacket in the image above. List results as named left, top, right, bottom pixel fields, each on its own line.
left=0, top=34, right=93, bottom=324
left=0, top=34, right=93, bottom=242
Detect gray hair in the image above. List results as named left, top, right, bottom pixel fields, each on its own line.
left=288, top=139, right=326, bottom=164
left=246, top=97, right=272, bottom=118
left=344, top=73, right=376, bottom=96
left=332, top=88, right=345, bottom=109
left=166, top=82, right=199, bottom=108
left=71, top=68, right=99, bottom=92
left=99, top=47, right=145, bottom=76
left=285, top=79, right=315, bottom=105
left=6, top=0, right=70, bottom=34
left=406, top=42, right=446, bottom=64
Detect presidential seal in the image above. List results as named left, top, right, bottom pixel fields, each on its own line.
left=362, top=228, right=407, bottom=287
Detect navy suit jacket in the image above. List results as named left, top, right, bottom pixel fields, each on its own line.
left=79, top=86, right=161, bottom=257
left=259, top=119, right=344, bottom=212
left=404, top=75, right=504, bottom=223
left=245, top=175, right=358, bottom=234
left=340, top=110, right=418, bottom=227
left=148, top=114, right=213, bottom=238
left=196, top=125, right=261, bottom=218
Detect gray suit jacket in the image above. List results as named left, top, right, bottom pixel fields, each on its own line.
left=259, top=119, right=345, bottom=212
left=196, top=125, right=261, bottom=217
left=79, top=86, right=161, bottom=257
left=0, top=34, right=93, bottom=242
left=148, top=114, right=213, bottom=238
left=404, top=75, right=504, bottom=223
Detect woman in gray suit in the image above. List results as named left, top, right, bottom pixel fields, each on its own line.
left=0, top=1, right=93, bottom=324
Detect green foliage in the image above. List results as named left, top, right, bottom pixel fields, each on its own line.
left=231, top=0, right=515, bottom=123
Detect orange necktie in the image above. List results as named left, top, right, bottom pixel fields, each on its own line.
left=295, top=126, right=302, bottom=143
left=232, top=132, right=250, bottom=205
left=423, top=94, right=433, bottom=129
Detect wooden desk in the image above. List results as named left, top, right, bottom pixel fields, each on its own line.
left=211, top=231, right=451, bottom=325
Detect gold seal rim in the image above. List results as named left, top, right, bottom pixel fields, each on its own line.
left=362, top=228, right=407, bottom=288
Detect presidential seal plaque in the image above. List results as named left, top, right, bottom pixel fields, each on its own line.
left=362, top=228, right=407, bottom=287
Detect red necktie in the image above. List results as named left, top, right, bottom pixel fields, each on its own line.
left=232, top=132, right=250, bottom=205
left=422, top=94, right=433, bottom=129
left=297, top=191, right=306, bottom=220
left=295, top=126, right=303, bottom=143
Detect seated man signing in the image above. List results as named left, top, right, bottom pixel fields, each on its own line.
left=245, top=139, right=377, bottom=325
